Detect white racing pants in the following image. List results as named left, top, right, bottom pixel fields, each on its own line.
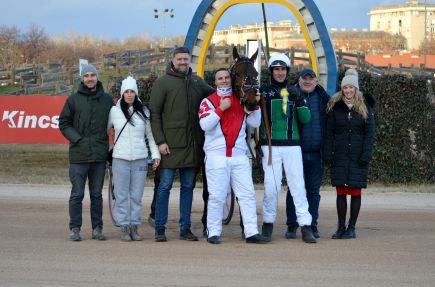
left=206, top=155, right=259, bottom=238
left=261, top=146, right=312, bottom=226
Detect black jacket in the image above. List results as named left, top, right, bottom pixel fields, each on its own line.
left=59, top=81, right=114, bottom=163
left=323, top=94, right=375, bottom=188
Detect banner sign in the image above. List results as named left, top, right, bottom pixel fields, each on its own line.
left=0, top=95, right=69, bottom=144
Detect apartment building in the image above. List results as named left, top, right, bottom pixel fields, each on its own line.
left=369, top=1, right=435, bottom=50
left=212, top=20, right=302, bottom=47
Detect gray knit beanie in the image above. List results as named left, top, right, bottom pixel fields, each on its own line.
left=81, top=64, right=99, bottom=80
left=341, top=68, right=359, bottom=90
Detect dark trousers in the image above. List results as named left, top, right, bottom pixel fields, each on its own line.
left=286, top=151, right=323, bottom=227
left=68, top=162, right=106, bottom=230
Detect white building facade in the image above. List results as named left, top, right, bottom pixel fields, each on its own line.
left=369, top=1, right=435, bottom=50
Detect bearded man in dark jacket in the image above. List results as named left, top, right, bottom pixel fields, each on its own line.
left=150, top=47, right=214, bottom=242
left=59, top=64, right=113, bottom=241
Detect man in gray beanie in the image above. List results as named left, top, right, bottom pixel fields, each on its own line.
left=59, top=63, right=113, bottom=241
left=81, top=64, right=99, bottom=83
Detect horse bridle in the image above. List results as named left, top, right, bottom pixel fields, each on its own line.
left=230, top=59, right=259, bottom=99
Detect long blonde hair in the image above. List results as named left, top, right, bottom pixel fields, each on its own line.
left=327, top=90, right=368, bottom=120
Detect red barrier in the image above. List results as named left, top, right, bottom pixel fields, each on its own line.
left=0, top=95, right=69, bottom=144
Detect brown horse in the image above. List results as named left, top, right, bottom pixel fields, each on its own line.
left=230, top=47, right=259, bottom=112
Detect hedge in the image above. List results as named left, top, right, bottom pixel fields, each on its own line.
left=110, top=69, right=434, bottom=184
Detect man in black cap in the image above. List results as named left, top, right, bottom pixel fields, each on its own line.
left=59, top=63, right=114, bottom=241
left=285, top=68, right=330, bottom=239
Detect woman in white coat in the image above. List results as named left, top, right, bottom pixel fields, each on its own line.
left=108, top=76, right=160, bottom=241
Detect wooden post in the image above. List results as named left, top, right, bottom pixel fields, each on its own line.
left=115, top=54, right=120, bottom=76
left=357, top=52, right=361, bottom=70
left=209, top=44, right=215, bottom=64
left=361, top=53, right=366, bottom=71
left=68, top=67, right=73, bottom=85
left=34, top=64, right=41, bottom=85
left=290, top=47, right=295, bottom=67
left=10, top=66, right=15, bottom=85
left=338, top=49, right=344, bottom=71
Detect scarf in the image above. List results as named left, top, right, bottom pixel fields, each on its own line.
left=217, top=87, right=232, bottom=97
left=344, top=98, right=354, bottom=109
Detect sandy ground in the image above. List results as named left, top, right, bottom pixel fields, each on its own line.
left=0, top=184, right=434, bottom=287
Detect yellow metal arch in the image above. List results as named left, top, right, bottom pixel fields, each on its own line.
left=195, top=0, right=318, bottom=77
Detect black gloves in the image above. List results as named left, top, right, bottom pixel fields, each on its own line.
left=286, top=84, right=305, bottom=108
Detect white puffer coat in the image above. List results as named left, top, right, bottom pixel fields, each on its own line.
left=107, top=102, right=160, bottom=161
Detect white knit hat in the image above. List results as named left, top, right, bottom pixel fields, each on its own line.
left=341, top=69, right=359, bottom=90
left=120, top=76, right=138, bottom=98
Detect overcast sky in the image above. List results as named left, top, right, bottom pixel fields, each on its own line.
left=1, top=0, right=408, bottom=40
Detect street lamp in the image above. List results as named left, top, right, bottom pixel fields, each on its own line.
left=423, top=0, right=427, bottom=69
left=154, top=8, right=174, bottom=48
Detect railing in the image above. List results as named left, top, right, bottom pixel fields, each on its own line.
left=1, top=45, right=433, bottom=95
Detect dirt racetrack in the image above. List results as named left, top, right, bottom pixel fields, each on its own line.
left=0, top=184, right=434, bottom=287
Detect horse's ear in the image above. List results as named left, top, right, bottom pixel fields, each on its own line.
left=233, top=46, right=240, bottom=61
left=249, top=49, right=258, bottom=62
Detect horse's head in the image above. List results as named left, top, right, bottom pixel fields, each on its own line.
left=230, top=47, right=259, bottom=112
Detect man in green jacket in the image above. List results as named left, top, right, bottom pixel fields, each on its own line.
left=150, top=47, right=214, bottom=242
left=59, top=64, right=113, bottom=241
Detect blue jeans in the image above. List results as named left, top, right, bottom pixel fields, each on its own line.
left=68, top=162, right=106, bottom=230
left=286, top=151, right=323, bottom=227
left=112, top=158, right=148, bottom=226
left=155, top=167, right=196, bottom=231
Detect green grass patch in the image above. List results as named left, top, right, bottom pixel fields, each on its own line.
left=0, top=144, right=70, bottom=184
left=0, top=84, right=22, bottom=95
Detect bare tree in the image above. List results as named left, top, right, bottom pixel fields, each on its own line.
left=419, top=39, right=435, bottom=55
left=0, top=25, right=20, bottom=67
left=19, top=24, right=50, bottom=64
left=332, top=31, right=407, bottom=54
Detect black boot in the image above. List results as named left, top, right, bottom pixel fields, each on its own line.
left=261, top=223, right=273, bottom=242
left=311, top=225, right=320, bottom=239
left=342, top=224, right=356, bottom=239
left=332, top=195, right=347, bottom=239
left=246, top=233, right=268, bottom=244
left=155, top=228, right=167, bottom=242
left=331, top=224, right=346, bottom=239
left=301, top=226, right=317, bottom=243
left=285, top=226, right=298, bottom=239
left=342, top=196, right=360, bottom=239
